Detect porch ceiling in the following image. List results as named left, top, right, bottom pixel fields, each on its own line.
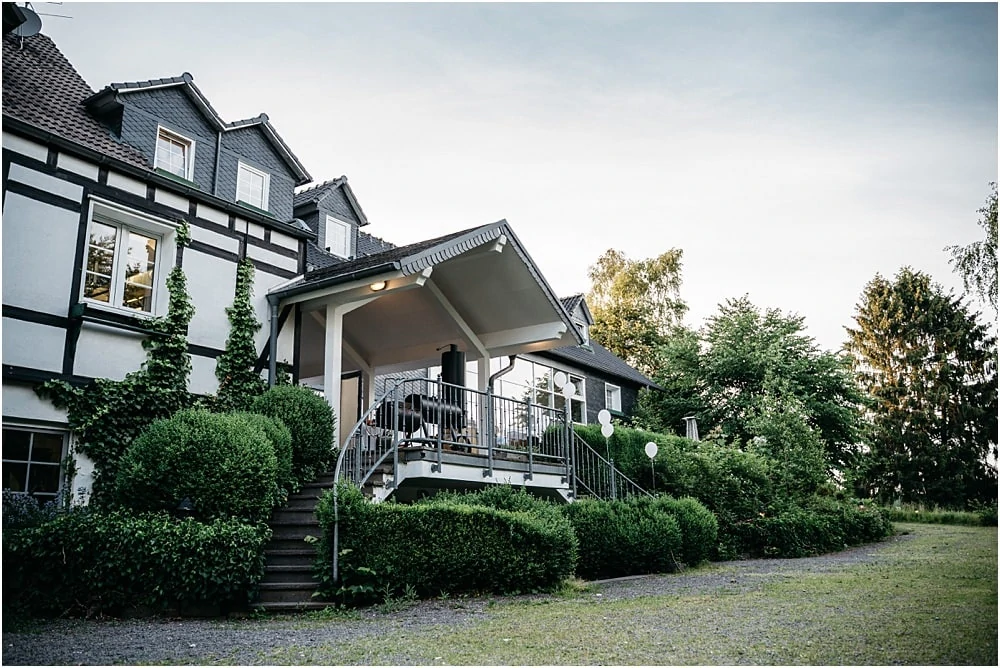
left=284, top=221, right=581, bottom=379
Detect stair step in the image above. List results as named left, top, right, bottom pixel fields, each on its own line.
left=271, top=525, right=322, bottom=541
left=255, top=583, right=322, bottom=604
left=266, top=537, right=319, bottom=552
left=284, top=496, right=324, bottom=510
left=270, top=509, right=319, bottom=523
left=263, top=565, right=317, bottom=583
left=264, top=548, right=316, bottom=566
left=251, top=601, right=333, bottom=612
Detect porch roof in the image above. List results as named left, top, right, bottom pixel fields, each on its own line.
left=272, top=220, right=584, bottom=375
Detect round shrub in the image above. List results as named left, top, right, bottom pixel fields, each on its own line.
left=653, top=496, right=718, bottom=566
left=251, top=385, right=336, bottom=481
left=113, top=409, right=279, bottom=522
left=234, top=412, right=294, bottom=494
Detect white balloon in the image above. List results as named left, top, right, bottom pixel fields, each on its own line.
left=562, top=382, right=576, bottom=399
left=601, top=423, right=614, bottom=439
left=597, top=409, right=612, bottom=425
left=553, top=371, right=568, bottom=388
left=644, top=441, right=658, bottom=459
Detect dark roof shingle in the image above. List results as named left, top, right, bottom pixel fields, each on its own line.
left=2, top=33, right=149, bottom=168
left=541, top=339, right=661, bottom=389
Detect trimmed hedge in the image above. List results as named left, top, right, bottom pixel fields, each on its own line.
left=3, top=508, right=269, bottom=617
left=562, top=498, right=683, bottom=579
left=647, top=496, right=718, bottom=566
left=314, top=484, right=577, bottom=601
left=251, top=385, right=336, bottom=482
left=113, top=409, right=280, bottom=522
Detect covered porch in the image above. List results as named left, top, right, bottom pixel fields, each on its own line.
left=268, top=221, right=586, bottom=500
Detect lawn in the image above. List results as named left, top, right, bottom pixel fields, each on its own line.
left=3, top=522, right=996, bottom=665
left=254, top=522, right=997, bottom=665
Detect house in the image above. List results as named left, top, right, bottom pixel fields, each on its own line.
left=2, top=30, right=656, bottom=506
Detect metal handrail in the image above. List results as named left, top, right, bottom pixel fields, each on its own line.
left=571, top=431, right=652, bottom=500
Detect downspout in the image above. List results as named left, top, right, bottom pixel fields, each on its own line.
left=488, top=355, right=517, bottom=391
left=212, top=130, right=222, bottom=197
left=483, top=356, right=517, bottom=477
left=267, top=295, right=279, bottom=387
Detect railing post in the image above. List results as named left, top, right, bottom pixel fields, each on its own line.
left=565, top=408, right=575, bottom=499
left=483, top=388, right=494, bottom=479
left=433, top=377, right=443, bottom=472
left=524, top=397, right=534, bottom=481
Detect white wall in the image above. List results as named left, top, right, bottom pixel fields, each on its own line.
left=73, top=325, right=148, bottom=380
left=1, top=318, right=66, bottom=372
left=185, top=250, right=238, bottom=351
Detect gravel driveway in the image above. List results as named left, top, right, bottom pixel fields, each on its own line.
left=2, top=535, right=910, bottom=666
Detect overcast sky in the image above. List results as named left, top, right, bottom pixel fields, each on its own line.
left=37, top=1, right=998, bottom=351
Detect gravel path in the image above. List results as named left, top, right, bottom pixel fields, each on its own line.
left=2, top=534, right=911, bottom=666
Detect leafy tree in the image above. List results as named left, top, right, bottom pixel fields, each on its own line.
left=700, top=297, right=864, bottom=474
left=946, top=182, right=997, bottom=311
left=633, top=325, right=704, bottom=435
left=214, top=259, right=265, bottom=411
left=586, top=248, right=687, bottom=374
left=845, top=267, right=998, bottom=508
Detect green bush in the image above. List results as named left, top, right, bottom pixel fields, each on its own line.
left=314, top=483, right=576, bottom=602
left=252, top=385, right=336, bottom=482
left=113, top=409, right=280, bottom=522
left=3, top=508, right=269, bottom=617
left=233, top=412, right=294, bottom=495
left=649, top=496, right=718, bottom=566
left=562, top=497, right=683, bottom=579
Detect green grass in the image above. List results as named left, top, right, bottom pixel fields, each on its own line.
left=884, top=504, right=986, bottom=526
left=234, top=522, right=997, bottom=665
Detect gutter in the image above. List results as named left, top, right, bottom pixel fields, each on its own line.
left=269, top=262, right=399, bottom=302
left=2, top=116, right=315, bottom=241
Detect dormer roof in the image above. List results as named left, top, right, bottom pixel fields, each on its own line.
left=84, top=72, right=312, bottom=185
left=560, top=293, right=595, bottom=326
left=293, top=176, right=369, bottom=226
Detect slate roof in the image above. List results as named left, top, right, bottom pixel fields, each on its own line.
left=85, top=72, right=311, bottom=185
left=2, top=33, right=149, bottom=168
left=293, top=176, right=370, bottom=225
left=541, top=338, right=661, bottom=390
left=560, top=294, right=584, bottom=318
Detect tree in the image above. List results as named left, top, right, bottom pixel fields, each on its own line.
left=946, top=182, right=997, bottom=311
left=632, top=325, right=704, bottom=435
left=699, top=297, right=864, bottom=475
left=845, top=267, right=998, bottom=508
left=586, top=248, right=687, bottom=374
left=214, top=259, right=266, bottom=411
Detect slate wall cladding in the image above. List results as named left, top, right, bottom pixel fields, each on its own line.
left=119, top=88, right=217, bottom=190
left=219, top=127, right=295, bottom=220
left=316, top=188, right=360, bottom=254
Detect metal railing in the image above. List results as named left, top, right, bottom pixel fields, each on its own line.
left=570, top=431, right=652, bottom=501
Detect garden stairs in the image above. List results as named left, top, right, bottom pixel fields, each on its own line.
left=252, top=472, right=338, bottom=612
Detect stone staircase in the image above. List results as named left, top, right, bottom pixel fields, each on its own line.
left=252, top=473, right=336, bottom=612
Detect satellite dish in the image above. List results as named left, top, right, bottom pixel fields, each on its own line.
left=14, top=7, right=42, bottom=37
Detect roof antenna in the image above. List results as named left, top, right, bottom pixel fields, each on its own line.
left=14, top=2, right=72, bottom=49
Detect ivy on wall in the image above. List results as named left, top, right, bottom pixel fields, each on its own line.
left=213, top=258, right=266, bottom=412
left=38, top=228, right=195, bottom=506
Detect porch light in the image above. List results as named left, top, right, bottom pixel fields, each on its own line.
left=370, top=281, right=387, bottom=292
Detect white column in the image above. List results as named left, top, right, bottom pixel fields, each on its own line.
left=324, top=303, right=345, bottom=448
left=362, top=367, right=375, bottom=410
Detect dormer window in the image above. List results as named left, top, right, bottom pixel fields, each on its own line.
left=575, top=320, right=589, bottom=345
left=325, top=215, right=352, bottom=258
left=154, top=127, right=194, bottom=180
left=237, top=162, right=270, bottom=211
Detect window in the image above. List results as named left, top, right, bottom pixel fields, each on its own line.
left=325, top=215, right=352, bottom=258
left=154, top=127, right=194, bottom=180
left=491, top=357, right=587, bottom=424
left=575, top=320, right=589, bottom=345
left=605, top=383, right=622, bottom=412
left=2, top=427, right=66, bottom=503
left=237, top=162, right=270, bottom=211
left=80, top=199, right=177, bottom=316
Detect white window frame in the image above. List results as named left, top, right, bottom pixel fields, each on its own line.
left=1, top=425, right=68, bottom=502
left=79, top=197, right=178, bottom=317
left=605, top=382, right=622, bottom=413
left=575, top=319, right=589, bottom=346
left=236, top=161, right=270, bottom=211
left=324, top=215, right=352, bottom=258
left=154, top=126, right=195, bottom=180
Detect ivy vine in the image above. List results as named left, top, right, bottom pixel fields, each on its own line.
left=213, top=258, right=266, bottom=411
left=37, top=265, right=195, bottom=505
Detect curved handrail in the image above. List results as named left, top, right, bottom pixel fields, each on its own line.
left=571, top=431, right=652, bottom=500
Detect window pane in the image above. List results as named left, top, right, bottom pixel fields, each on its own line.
left=84, top=272, right=112, bottom=303
left=2, top=429, right=31, bottom=460
left=3, top=462, right=28, bottom=492
left=89, top=221, right=118, bottom=250
left=122, top=282, right=153, bottom=312
left=156, top=132, right=188, bottom=177
left=571, top=399, right=585, bottom=423
left=86, top=247, right=114, bottom=276
left=31, top=433, right=63, bottom=463
left=28, top=463, right=61, bottom=494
